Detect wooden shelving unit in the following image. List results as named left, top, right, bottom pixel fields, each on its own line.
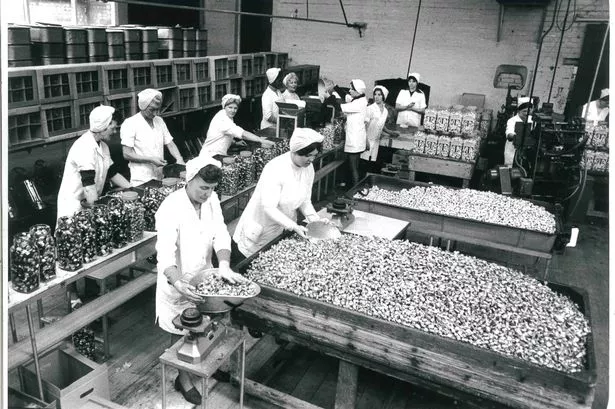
left=8, top=54, right=319, bottom=152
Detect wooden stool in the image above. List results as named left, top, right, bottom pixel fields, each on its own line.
left=159, top=327, right=246, bottom=409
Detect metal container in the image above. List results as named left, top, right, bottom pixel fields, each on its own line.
left=30, top=25, right=65, bottom=65
left=187, top=268, right=261, bottom=314
left=182, top=28, right=197, bottom=57
left=64, top=26, right=88, bottom=64
left=157, top=26, right=182, bottom=58
left=86, top=26, right=108, bottom=62
left=141, top=27, right=159, bottom=60
left=8, top=25, right=33, bottom=67
left=196, top=29, right=208, bottom=57
left=122, top=26, right=143, bottom=61
left=106, top=29, right=125, bottom=61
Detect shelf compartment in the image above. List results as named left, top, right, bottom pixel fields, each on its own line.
left=230, top=78, right=243, bottom=97
left=212, top=57, right=229, bottom=81
left=253, top=75, right=267, bottom=96
left=244, top=78, right=256, bottom=98
left=41, top=102, right=77, bottom=138
left=173, top=58, right=194, bottom=84
left=153, top=60, right=174, bottom=88
left=104, top=92, right=135, bottom=122
left=213, top=80, right=230, bottom=102
left=277, top=52, right=288, bottom=70
left=130, top=61, right=155, bottom=92
left=194, top=57, right=210, bottom=82
left=8, top=69, right=38, bottom=109
left=76, top=96, right=106, bottom=129
left=242, top=55, right=254, bottom=78
left=178, top=84, right=197, bottom=111
left=73, top=66, right=104, bottom=99
left=253, top=54, right=265, bottom=75
left=37, top=70, right=72, bottom=103
left=197, top=82, right=212, bottom=107
left=102, top=64, right=131, bottom=94
left=159, top=86, right=179, bottom=114
left=228, top=55, right=240, bottom=78
left=8, top=106, right=43, bottom=146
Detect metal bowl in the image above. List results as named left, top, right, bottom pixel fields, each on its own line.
left=187, top=268, right=261, bottom=314
left=306, top=220, right=342, bottom=241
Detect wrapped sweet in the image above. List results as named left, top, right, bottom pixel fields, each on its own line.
left=448, top=106, right=463, bottom=134
left=160, top=178, right=179, bottom=197
left=592, top=151, right=608, bottom=173
left=479, top=109, right=492, bottom=137
left=73, top=327, right=96, bottom=360
left=332, top=118, right=345, bottom=144
left=237, top=151, right=256, bottom=190
left=92, top=204, right=113, bottom=255
left=219, top=157, right=241, bottom=197
left=108, top=197, right=129, bottom=249
left=29, top=224, right=56, bottom=281
left=254, top=145, right=276, bottom=178
left=141, top=187, right=167, bottom=231
left=122, top=191, right=145, bottom=242
left=449, top=136, right=464, bottom=160
left=56, top=216, right=83, bottom=271
left=435, top=107, right=450, bottom=132
left=461, top=138, right=479, bottom=162
left=321, top=124, right=335, bottom=151
left=425, top=133, right=439, bottom=156
left=10, top=232, right=40, bottom=293
left=581, top=149, right=595, bottom=171
left=74, top=209, right=97, bottom=263
left=436, top=135, right=451, bottom=158
left=591, top=122, right=608, bottom=148
left=423, top=107, right=438, bottom=131
left=412, top=130, right=426, bottom=154
left=461, top=108, right=478, bottom=135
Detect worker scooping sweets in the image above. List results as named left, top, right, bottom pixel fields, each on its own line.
left=260, top=67, right=285, bottom=129
left=56, top=105, right=131, bottom=219
left=505, top=97, right=533, bottom=166
left=199, top=94, right=273, bottom=159
left=232, top=128, right=327, bottom=260
left=121, top=88, right=185, bottom=186
left=154, top=155, right=247, bottom=405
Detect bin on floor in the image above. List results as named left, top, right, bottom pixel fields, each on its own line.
left=8, top=387, right=57, bottom=408
left=82, top=395, right=129, bottom=409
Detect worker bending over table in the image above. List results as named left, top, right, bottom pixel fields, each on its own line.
left=121, top=88, right=185, bottom=186
left=155, top=156, right=247, bottom=405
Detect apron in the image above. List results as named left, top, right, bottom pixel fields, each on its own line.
left=360, top=104, right=388, bottom=161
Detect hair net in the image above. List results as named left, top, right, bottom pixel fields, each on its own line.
left=373, top=85, right=389, bottom=100
left=221, top=94, right=242, bottom=108
left=266, top=68, right=281, bottom=84
left=289, top=128, right=324, bottom=153
left=350, top=79, right=366, bottom=95
left=89, top=105, right=115, bottom=132
left=186, top=155, right=222, bottom=182
left=138, top=88, right=162, bottom=110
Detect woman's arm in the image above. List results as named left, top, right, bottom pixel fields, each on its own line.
left=165, top=141, right=185, bottom=164
left=241, top=130, right=274, bottom=146
left=110, top=173, right=131, bottom=189
left=122, top=146, right=166, bottom=166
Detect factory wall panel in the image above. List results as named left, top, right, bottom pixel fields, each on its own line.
left=271, top=0, right=608, bottom=115
left=4, top=0, right=117, bottom=25
left=204, top=0, right=239, bottom=55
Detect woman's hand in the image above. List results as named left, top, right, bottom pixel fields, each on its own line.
left=216, top=266, right=249, bottom=285
left=291, top=224, right=308, bottom=238
left=260, top=138, right=275, bottom=147
left=174, top=280, right=204, bottom=302
left=150, top=157, right=167, bottom=167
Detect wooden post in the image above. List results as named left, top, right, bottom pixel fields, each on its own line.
left=334, top=360, right=359, bottom=409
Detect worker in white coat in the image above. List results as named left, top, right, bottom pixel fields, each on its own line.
left=155, top=156, right=247, bottom=405
left=360, top=86, right=399, bottom=174
left=121, top=88, right=185, bottom=186
left=260, top=67, right=284, bottom=129
left=232, top=128, right=326, bottom=259
left=57, top=105, right=131, bottom=219
left=505, top=97, right=533, bottom=166
left=396, top=72, right=426, bottom=128
left=581, top=88, right=609, bottom=125
left=341, top=79, right=368, bottom=187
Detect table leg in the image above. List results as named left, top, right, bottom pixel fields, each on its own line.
left=462, top=179, right=470, bottom=188
left=101, top=280, right=110, bottom=359
left=25, top=304, right=45, bottom=401
left=9, top=312, right=18, bottom=343
left=240, top=339, right=246, bottom=409
left=161, top=363, right=166, bottom=409
left=408, top=170, right=416, bottom=182
left=202, top=376, right=209, bottom=409
left=36, top=300, right=45, bottom=328
left=543, top=258, right=552, bottom=281
left=446, top=240, right=451, bottom=251
left=335, top=360, right=358, bottom=409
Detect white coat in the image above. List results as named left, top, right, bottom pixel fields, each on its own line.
left=120, top=113, right=174, bottom=186
left=505, top=114, right=533, bottom=166
left=261, top=87, right=284, bottom=130
left=360, top=103, right=389, bottom=161
left=396, top=90, right=426, bottom=128
left=233, top=152, right=318, bottom=257
left=56, top=131, right=112, bottom=219
left=341, top=96, right=368, bottom=153
left=154, top=188, right=231, bottom=335
left=200, top=109, right=245, bottom=157
left=582, top=101, right=609, bottom=125
left=282, top=90, right=300, bottom=101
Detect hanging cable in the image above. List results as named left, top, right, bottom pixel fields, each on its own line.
left=406, top=0, right=423, bottom=74
left=338, top=0, right=349, bottom=25
left=548, top=0, right=572, bottom=103
left=556, top=0, right=576, bottom=31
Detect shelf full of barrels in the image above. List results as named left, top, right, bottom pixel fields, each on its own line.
left=7, top=23, right=318, bottom=153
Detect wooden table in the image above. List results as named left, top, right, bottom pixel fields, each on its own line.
left=316, top=208, right=409, bottom=240
left=406, top=154, right=475, bottom=188
left=8, top=233, right=157, bottom=400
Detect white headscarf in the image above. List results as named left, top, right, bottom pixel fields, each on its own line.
left=289, top=128, right=324, bottom=153
left=186, top=156, right=222, bottom=182
left=350, top=79, right=366, bottom=95
left=373, top=85, right=389, bottom=100
left=221, top=94, right=242, bottom=108
left=138, top=88, right=162, bottom=110
left=89, top=105, right=115, bottom=132
left=517, top=97, right=532, bottom=110
left=266, top=68, right=281, bottom=84
left=600, top=88, right=609, bottom=99
left=407, top=72, right=421, bottom=83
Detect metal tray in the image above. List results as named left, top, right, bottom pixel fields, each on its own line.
left=187, top=268, right=261, bottom=314
left=347, top=175, right=559, bottom=253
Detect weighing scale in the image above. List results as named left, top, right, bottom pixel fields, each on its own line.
left=325, top=198, right=355, bottom=230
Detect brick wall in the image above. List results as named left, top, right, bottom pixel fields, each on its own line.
left=271, top=0, right=608, bottom=114
left=204, top=0, right=239, bottom=55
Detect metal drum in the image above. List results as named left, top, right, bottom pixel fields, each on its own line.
left=182, top=28, right=196, bottom=58
left=121, top=26, right=143, bottom=61
left=106, top=29, right=125, bottom=61
left=157, top=26, right=182, bottom=59
left=196, top=29, right=208, bottom=57
left=64, top=26, right=87, bottom=64
left=30, top=24, right=65, bottom=65
left=141, top=27, right=159, bottom=60
left=8, top=25, right=32, bottom=67
left=86, top=26, right=108, bottom=62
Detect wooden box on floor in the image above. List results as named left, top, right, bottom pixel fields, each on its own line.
left=8, top=387, right=57, bottom=408
left=82, top=395, right=128, bottom=409
left=21, top=343, right=110, bottom=409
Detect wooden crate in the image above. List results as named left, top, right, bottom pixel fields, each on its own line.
left=8, top=387, right=57, bottom=408
left=253, top=54, right=266, bottom=75
left=193, top=57, right=210, bottom=82
left=104, top=92, right=135, bottom=122
left=196, top=82, right=213, bottom=107
left=129, top=61, right=155, bottom=92
left=177, top=84, right=198, bottom=111
left=8, top=68, right=39, bottom=109
left=73, top=66, right=104, bottom=99
left=211, top=56, right=229, bottom=81
left=8, top=105, right=43, bottom=147
left=212, top=80, right=230, bottom=103
left=41, top=101, right=78, bottom=138
left=228, top=55, right=241, bottom=78
left=36, top=67, right=73, bottom=104
left=151, top=60, right=174, bottom=88
left=158, top=86, right=178, bottom=115
left=229, top=78, right=243, bottom=97
left=172, top=58, right=194, bottom=85
left=76, top=96, right=106, bottom=130
left=233, top=276, right=596, bottom=409
left=241, top=54, right=254, bottom=78
left=276, top=52, right=288, bottom=70
left=101, top=63, right=131, bottom=95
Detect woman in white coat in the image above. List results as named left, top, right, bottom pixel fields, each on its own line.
left=260, top=67, right=284, bottom=129
left=505, top=97, right=533, bottom=166
left=360, top=86, right=399, bottom=174
left=396, top=72, right=426, bottom=128
left=282, top=72, right=301, bottom=101
left=341, top=79, right=368, bottom=187
left=155, top=156, right=247, bottom=405
left=57, top=105, right=131, bottom=219
left=232, top=128, right=326, bottom=259
left=200, top=94, right=273, bottom=158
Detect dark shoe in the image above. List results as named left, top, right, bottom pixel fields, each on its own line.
left=174, top=376, right=202, bottom=405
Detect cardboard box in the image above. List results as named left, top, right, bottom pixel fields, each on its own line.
left=8, top=387, right=57, bottom=408
left=82, top=396, right=128, bottom=409
left=21, top=343, right=110, bottom=409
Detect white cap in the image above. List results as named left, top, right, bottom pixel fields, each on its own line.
left=373, top=85, right=389, bottom=100
left=89, top=105, right=115, bottom=132
left=289, top=128, right=324, bottom=153
left=186, top=155, right=222, bottom=182
left=600, top=88, right=609, bottom=99
left=221, top=94, right=241, bottom=108
left=138, top=88, right=162, bottom=110
left=266, top=67, right=281, bottom=84
left=350, top=79, right=366, bottom=94
left=408, top=72, right=421, bottom=83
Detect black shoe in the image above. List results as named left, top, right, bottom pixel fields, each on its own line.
left=212, top=370, right=230, bottom=383
left=174, top=376, right=202, bottom=405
